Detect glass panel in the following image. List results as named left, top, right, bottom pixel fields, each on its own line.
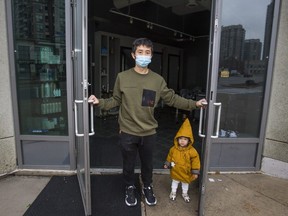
left=217, top=0, right=274, bottom=138
left=22, top=140, right=70, bottom=165
left=73, top=0, right=91, bottom=214
left=12, top=0, right=67, bottom=135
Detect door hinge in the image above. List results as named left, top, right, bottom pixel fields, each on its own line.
left=214, top=18, right=219, bottom=33
left=71, top=0, right=76, bottom=7
left=71, top=50, right=75, bottom=60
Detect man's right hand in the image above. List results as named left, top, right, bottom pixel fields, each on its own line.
left=88, top=95, right=99, bottom=105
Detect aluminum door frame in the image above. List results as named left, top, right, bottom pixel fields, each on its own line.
left=198, top=0, right=223, bottom=215
left=197, top=0, right=281, bottom=215
left=72, top=0, right=92, bottom=215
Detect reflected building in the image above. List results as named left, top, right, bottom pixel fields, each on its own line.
left=243, top=39, right=266, bottom=75
left=14, top=0, right=65, bottom=42
left=13, top=0, right=65, bottom=73
left=219, top=25, right=245, bottom=73
left=243, top=39, right=262, bottom=61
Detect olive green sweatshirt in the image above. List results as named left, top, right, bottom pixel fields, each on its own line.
left=99, top=68, right=197, bottom=136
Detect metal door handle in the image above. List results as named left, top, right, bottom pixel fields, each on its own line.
left=211, top=103, right=222, bottom=138
left=198, top=102, right=208, bottom=138
left=198, top=102, right=222, bottom=138
left=74, top=100, right=84, bottom=137
left=88, top=100, right=95, bottom=136
left=74, top=100, right=95, bottom=137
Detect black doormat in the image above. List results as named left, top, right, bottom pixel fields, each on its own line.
left=24, top=174, right=141, bottom=216
left=91, top=174, right=141, bottom=216
left=23, top=176, right=84, bottom=216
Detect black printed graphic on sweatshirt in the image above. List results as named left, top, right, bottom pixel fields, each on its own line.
left=142, top=89, right=156, bottom=107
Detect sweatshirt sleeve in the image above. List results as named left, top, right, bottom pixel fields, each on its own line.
left=159, top=78, right=197, bottom=111
left=99, top=75, right=121, bottom=110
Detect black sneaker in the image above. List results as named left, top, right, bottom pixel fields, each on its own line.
left=142, top=186, right=157, bottom=206
left=125, top=186, right=137, bottom=207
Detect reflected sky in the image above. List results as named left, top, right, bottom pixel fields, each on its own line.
left=222, top=0, right=272, bottom=41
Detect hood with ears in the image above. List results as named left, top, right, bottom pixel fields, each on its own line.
left=174, top=118, right=194, bottom=147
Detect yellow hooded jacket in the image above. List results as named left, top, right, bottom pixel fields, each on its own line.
left=165, top=118, right=200, bottom=183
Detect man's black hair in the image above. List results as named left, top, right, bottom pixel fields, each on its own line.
left=132, top=38, right=153, bottom=54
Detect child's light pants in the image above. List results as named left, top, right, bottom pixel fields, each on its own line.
left=171, top=179, right=189, bottom=194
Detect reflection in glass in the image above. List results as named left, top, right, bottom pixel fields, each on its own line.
left=12, top=0, right=67, bottom=135
left=217, top=0, right=274, bottom=138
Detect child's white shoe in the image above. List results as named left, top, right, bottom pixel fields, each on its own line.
left=182, top=193, right=190, bottom=203
left=169, top=192, right=176, bottom=201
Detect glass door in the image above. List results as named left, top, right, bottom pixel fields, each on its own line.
left=210, top=0, right=278, bottom=171
left=198, top=0, right=279, bottom=215
left=197, top=1, right=223, bottom=215
left=72, top=0, right=93, bottom=215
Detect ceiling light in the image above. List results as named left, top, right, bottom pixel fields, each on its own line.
left=186, top=0, right=198, bottom=8
left=109, top=9, right=208, bottom=41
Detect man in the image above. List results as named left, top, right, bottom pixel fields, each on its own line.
left=89, top=38, right=206, bottom=207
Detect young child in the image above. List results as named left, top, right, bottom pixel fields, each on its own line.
left=164, top=118, right=200, bottom=202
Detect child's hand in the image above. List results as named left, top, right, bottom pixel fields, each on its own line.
left=164, top=161, right=172, bottom=169
left=192, top=174, right=198, bottom=179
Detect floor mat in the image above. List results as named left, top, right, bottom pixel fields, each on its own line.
left=24, top=174, right=141, bottom=216
left=24, top=176, right=84, bottom=216
left=91, top=174, right=141, bottom=216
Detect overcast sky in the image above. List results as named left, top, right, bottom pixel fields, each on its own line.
left=221, top=0, right=272, bottom=42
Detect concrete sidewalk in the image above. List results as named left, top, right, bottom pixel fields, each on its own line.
left=0, top=173, right=288, bottom=216
left=148, top=173, right=288, bottom=216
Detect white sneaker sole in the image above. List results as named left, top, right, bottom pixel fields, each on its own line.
left=142, top=189, right=157, bottom=206
left=125, top=195, right=137, bottom=206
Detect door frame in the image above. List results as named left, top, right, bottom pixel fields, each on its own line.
left=198, top=0, right=281, bottom=215
left=71, top=0, right=92, bottom=215
left=197, top=0, right=223, bottom=215
left=204, top=0, right=281, bottom=172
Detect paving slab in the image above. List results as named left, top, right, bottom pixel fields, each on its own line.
left=143, top=174, right=199, bottom=216
left=0, top=175, right=50, bottom=216
left=143, top=173, right=288, bottom=216
left=205, top=174, right=288, bottom=216
left=1, top=173, right=288, bottom=216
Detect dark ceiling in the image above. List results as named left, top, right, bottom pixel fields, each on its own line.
left=88, top=0, right=211, bottom=46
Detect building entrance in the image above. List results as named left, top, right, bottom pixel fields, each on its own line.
left=87, top=0, right=277, bottom=172
left=7, top=0, right=280, bottom=215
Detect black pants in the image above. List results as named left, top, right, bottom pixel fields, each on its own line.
left=119, top=131, right=156, bottom=187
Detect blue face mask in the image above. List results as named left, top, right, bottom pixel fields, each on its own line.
left=135, top=55, right=152, bottom=68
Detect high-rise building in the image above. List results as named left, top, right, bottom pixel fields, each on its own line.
left=13, top=0, right=65, bottom=42
left=243, top=39, right=262, bottom=61
left=219, top=24, right=246, bottom=71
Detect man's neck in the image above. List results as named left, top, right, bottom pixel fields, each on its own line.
left=134, top=66, right=149, bottom=74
